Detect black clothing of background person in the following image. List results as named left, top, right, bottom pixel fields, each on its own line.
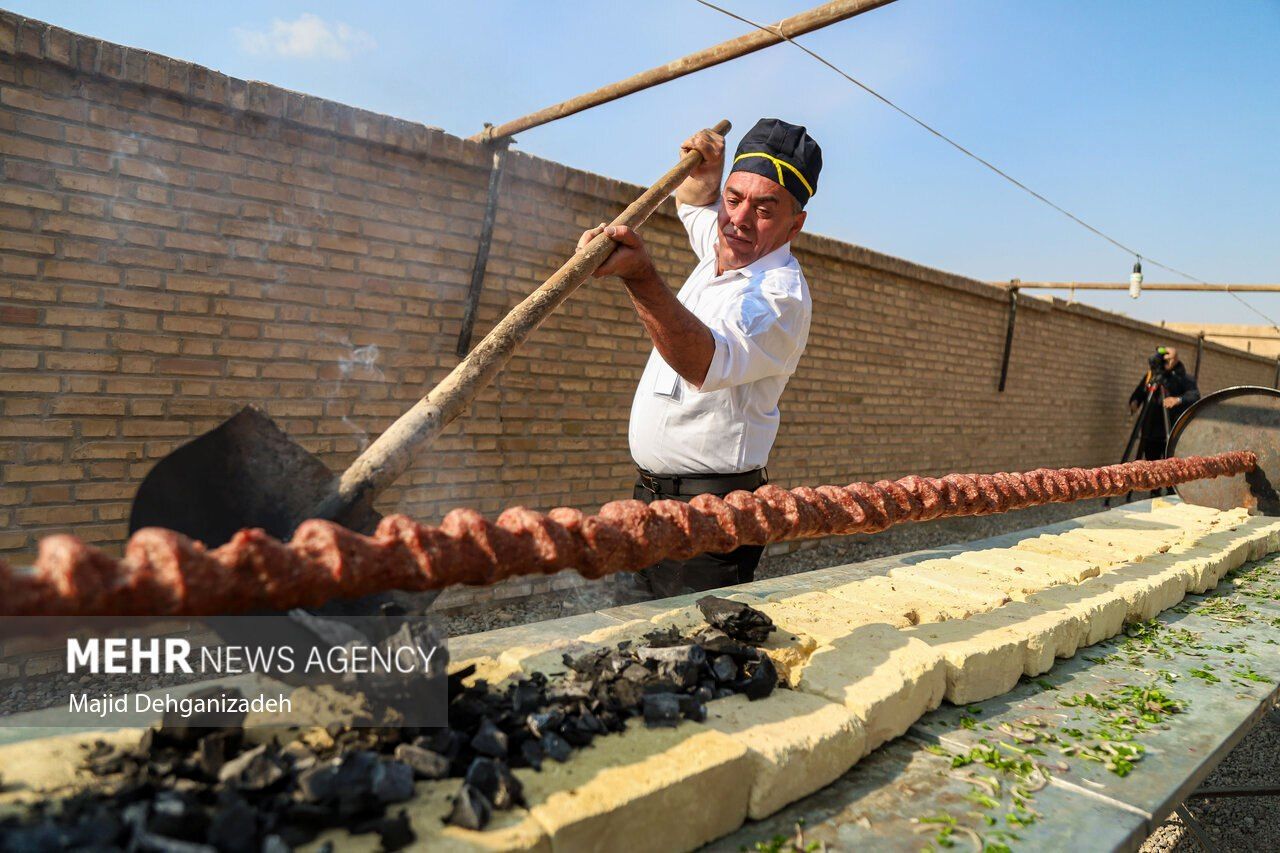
left=1128, top=361, right=1200, bottom=461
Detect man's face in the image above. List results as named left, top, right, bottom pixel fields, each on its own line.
left=716, top=171, right=807, bottom=272
left=1164, top=347, right=1178, bottom=369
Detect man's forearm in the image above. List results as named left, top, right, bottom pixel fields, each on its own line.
left=624, top=269, right=714, bottom=387
left=675, top=174, right=721, bottom=207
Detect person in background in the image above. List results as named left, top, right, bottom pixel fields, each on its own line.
left=1129, top=345, right=1200, bottom=461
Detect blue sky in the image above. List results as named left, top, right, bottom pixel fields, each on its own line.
left=11, top=1, right=1280, bottom=327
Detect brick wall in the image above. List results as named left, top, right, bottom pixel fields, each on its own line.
left=1, top=12, right=1273, bottom=607
left=1162, top=323, right=1280, bottom=361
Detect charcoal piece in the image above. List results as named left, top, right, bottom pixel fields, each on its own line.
left=510, top=680, right=542, bottom=715
left=137, top=727, right=160, bottom=757
left=261, top=835, right=290, bottom=853
left=620, top=663, right=651, bottom=683
left=540, top=732, right=572, bottom=763
left=563, top=648, right=608, bottom=676
left=526, top=708, right=564, bottom=738
left=332, top=751, right=382, bottom=816
left=609, top=679, right=644, bottom=710
left=423, top=728, right=466, bottom=760
left=735, top=655, right=778, bottom=701
left=217, top=743, right=286, bottom=792
left=640, top=625, right=684, bottom=647
left=606, top=653, right=632, bottom=676
left=643, top=693, right=682, bottom=728
left=160, top=686, right=247, bottom=745
left=676, top=694, right=707, bottom=723
left=447, top=664, right=477, bottom=698
left=295, top=759, right=341, bottom=804
left=206, top=794, right=258, bottom=852
left=711, top=654, right=738, bottom=683
left=465, top=757, right=523, bottom=810
left=558, top=716, right=596, bottom=748
left=281, top=741, right=317, bottom=773
left=146, top=790, right=208, bottom=841
left=374, top=810, right=415, bottom=851
left=694, top=685, right=715, bottom=704
left=0, top=822, right=65, bottom=852
left=697, top=596, right=774, bottom=644
left=196, top=730, right=241, bottom=779
left=134, top=829, right=219, bottom=852
left=544, top=683, right=590, bottom=703
left=694, top=629, right=761, bottom=661
left=519, top=738, right=544, bottom=771
left=393, top=743, right=449, bottom=780
left=715, top=687, right=736, bottom=699
left=636, top=645, right=707, bottom=667
left=59, top=803, right=125, bottom=849
left=656, top=660, right=700, bottom=690
left=577, top=708, right=606, bottom=735
left=470, top=719, right=509, bottom=758
left=372, top=762, right=415, bottom=804
left=447, top=784, right=492, bottom=831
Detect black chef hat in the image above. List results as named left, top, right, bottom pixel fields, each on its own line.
left=730, top=118, right=823, bottom=209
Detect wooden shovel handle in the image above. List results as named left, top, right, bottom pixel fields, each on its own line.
left=325, top=119, right=732, bottom=518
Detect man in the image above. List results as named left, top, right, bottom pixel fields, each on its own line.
left=577, top=118, right=822, bottom=597
left=1128, top=345, right=1200, bottom=461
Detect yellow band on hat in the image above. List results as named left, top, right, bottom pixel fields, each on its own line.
left=732, top=151, right=815, bottom=198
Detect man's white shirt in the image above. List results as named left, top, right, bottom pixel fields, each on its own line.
left=628, top=200, right=812, bottom=475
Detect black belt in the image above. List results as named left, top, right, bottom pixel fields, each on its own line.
left=637, top=467, right=767, bottom=497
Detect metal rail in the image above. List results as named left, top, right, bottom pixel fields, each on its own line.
left=470, top=0, right=895, bottom=142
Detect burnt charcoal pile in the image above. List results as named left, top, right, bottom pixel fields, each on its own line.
left=0, top=597, right=780, bottom=849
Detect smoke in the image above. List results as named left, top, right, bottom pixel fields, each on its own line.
left=317, top=335, right=386, bottom=453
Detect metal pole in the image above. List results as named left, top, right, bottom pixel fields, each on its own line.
left=1001, top=282, right=1280, bottom=292
left=471, top=0, right=895, bottom=142
left=997, top=284, right=1018, bottom=392
left=1189, top=332, right=1280, bottom=340
left=457, top=140, right=511, bottom=357
left=1193, top=331, right=1204, bottom=382
left=1273, top=357, right=1279, bottom=389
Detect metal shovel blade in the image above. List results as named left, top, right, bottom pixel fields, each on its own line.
left=128, top=406, right=380, bottom=543
left=1169, top=386, right=1280, bottom=515
left=129, top=406, right=439, bottom=662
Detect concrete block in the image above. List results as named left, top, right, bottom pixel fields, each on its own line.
left=825, top=574, right=994, bottom=624
left=519, top=718, right=754, bottom=853
left=885, top=559, right=1012, bottom=612
left=961, top=601, right=1086, bottom=675
left=795, top=623, right=946, bottom=754
left=1024, top=579, right=1129, bottom=648
left=902, top=617, right=1029, bottom=705
left=947, top=547, right=1099, bottom=588
left=756, top=592, right=908, bottom=645
left=704, top=690, right=867, bottom=819
left=1014, top=533, right=1132, bottom=569
left=913, top=554, right=1050, bottom=599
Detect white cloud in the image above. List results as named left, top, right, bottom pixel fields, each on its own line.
left=234, top=13, right=376, bottom=61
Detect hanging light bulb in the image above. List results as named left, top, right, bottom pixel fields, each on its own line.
left=1129, top=259, right=1143, bottom=299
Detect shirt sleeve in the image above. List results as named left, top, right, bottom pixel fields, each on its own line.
left=677, top=200, right=720, bottom=262
left=698, top=276, right=809, bottom=393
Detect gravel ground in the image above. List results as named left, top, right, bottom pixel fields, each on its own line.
left=1139, top=705, right=1280, bottom=852
left=0, top=667, right=214, bottom=717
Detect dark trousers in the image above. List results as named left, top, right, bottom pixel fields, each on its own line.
left=631, top=471, right=766, bottom=599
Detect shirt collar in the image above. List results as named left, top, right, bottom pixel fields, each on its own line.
left=715, top=242, right=794, bottom=280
